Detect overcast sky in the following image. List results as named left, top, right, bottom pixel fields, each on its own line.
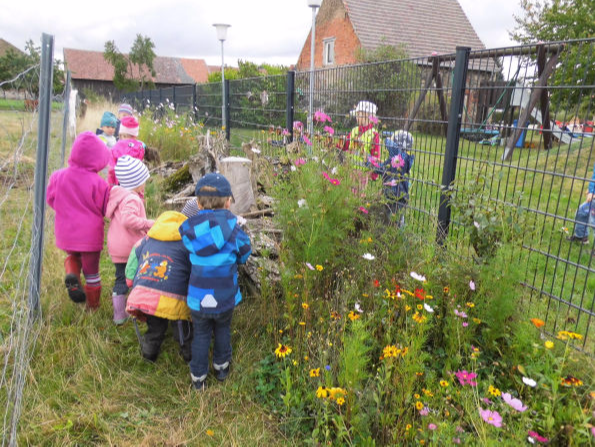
left=2, top=0, right=524, bottom=66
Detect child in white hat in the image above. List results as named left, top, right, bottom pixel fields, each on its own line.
left=106, top=155, right=154, bottom=324
left=340, top=100, right=381, bottom=194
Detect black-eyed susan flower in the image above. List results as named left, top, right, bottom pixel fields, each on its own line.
left=557, top=330, right=583, bottom=340
left=560, top=376, right=583, bottom=387
left=309, top=368, right=320, bottom=377
left=336, top=397, right=345, bottom=406
left=316, top=386, right=329, bottom=398
left=415, top=401, right=424, bottom=410
left=347, top=311, right=360, bottom=321
left=302, top=302, right=309, bottom=309
left=488, top=385, right=501, bottom=397
left=274, top=343, right=292, bottom=358
left=383, top=345, right=399, bottom=358
left=440, top=380, right=449, bottom=387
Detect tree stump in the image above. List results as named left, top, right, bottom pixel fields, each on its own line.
left=219, top=156, right=256, bottom=215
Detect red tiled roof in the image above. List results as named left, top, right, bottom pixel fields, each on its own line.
left=342, top=0, right=485, bottom=59
left=63, top=48, right=209, bottom=84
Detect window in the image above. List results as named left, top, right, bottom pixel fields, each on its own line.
left=323, top=38, right=335, bottom=66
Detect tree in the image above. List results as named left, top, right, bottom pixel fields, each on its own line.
left=511, top=0, right=595, bottom=117
left=104, top=34, right=156, bottom=92
left=0, top=39, right=64, bottom=98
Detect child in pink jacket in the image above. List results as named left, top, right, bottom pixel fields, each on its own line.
left=107, top=116, right=146, bottom=187
left=106, top=155, right=154, bottom=324
left=46, top=132, right=111, bottom=310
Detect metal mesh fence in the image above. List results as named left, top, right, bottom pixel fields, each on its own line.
left=122, top=39, right=595, bottom=353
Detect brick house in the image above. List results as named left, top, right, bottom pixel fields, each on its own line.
left=63, top=48, right=213, bottom=99
left=296, top=0, right=486, bottom=69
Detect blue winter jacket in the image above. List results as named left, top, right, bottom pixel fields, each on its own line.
left=179, top=209, right=251, bottom=314
left=377, top=138, right=414, bottom=202
left=589, top=162, right=595, bottom=194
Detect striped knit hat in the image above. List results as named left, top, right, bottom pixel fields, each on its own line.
left=118, top=103, right=134, bottom=116
left=114, top=155, right=149, bottom=190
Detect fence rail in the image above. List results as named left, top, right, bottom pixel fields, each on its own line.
left=123, top=38, right=595, bottom=354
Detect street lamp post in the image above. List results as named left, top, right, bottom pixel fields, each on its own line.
left=307, top=0, right=322, bottom=138
left=213, top=23, right=231, bottom=129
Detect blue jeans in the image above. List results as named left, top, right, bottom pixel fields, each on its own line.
left=190, top=309, right=233, bottom=381
left=573, top=200, right=595, bottom=238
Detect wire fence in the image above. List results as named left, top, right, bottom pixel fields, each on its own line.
left=125, top=39, right=595, bottom=354
left=0, top=34, right=69, bottom=446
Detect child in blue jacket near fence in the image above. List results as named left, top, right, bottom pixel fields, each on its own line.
left=178, top=173, right=252, bottom=390
left=378, top=130, right=414, bottom=227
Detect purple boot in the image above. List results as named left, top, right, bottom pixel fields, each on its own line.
left=112, top=294, right=128, bottom=325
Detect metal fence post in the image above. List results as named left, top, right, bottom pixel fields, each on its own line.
left=224, top=79, right=230, bottom=141
left=193, top=85, right=198, bottom=123
left=436, top=46, right=470, bottom=245
left=29, top=33, right=54, bottom=317
left=173, top=86, right=177, bottom=112
left=286, top=71, right=296, bottom=143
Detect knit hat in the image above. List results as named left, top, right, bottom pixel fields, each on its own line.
left=100, top=111, right=118, bottom=128
left=119, top=116, right=139, bottom=137
left=393, top=130, right=414, bottom=150
left=350, top=100, right=378, bottom=117
left=118, top=103, right=134, bottom=116
left=115, top=155, right=149, bottom=190
left=195, top=172, right=233, bottom=198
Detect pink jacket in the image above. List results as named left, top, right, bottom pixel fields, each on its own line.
left=46, top=132, right=111, bottom=252
left=106, top=185, right=154, bottom=263
left=107, top=139, right=145, bottom=187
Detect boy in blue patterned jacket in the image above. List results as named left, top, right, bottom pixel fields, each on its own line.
left=179, top=173, right=252, bottom=390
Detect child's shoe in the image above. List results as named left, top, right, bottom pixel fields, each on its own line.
left=85, top=285, right=101, bottom=311
left=214, top=363, right=230, bottom=382
left=112, top=294, right=128, bottom=325
left=64, top=255, right=86, bottom=303
left=567, top=235, right=589, bottom=244
left=191, top=373, right=207, bottom=391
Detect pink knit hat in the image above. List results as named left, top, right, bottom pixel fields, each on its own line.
left=119, top=116, right=139, bottom=137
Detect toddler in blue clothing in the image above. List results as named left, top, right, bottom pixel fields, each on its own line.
left=178, top=173, right=251, bottom=390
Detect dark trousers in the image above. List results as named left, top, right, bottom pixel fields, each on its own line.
left=190, top=309, right=234, bottom=380
left=113, top=262, right=129, bottom=295
left=142, top=315, right=193, bottom=362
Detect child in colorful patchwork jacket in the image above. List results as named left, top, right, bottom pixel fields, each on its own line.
left=179, top=173, right=252, bottom=390
left=125, top=211, right=193, bottom=362
left=46, top=132, right=111, bottom=310
left=106, top=156, right=154, bottom=324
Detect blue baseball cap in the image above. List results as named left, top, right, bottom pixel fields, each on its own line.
left=195, top=172, right=233, bottom=198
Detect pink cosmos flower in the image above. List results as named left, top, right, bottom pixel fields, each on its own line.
left=294, top=158, right=306, bottom=166
left=419, top=407, right=429, bottom=416
left=314, top=110, right=332, bottom=123
left=528, top=431, right=549, bottom=443
left=323, top=125, right=335, bottom=135
left=303, top=135, right=312, bottom=146
left=482, top=398, right=492, bottom=405
left=479, top=409, right=502, bottom=428
left=359, top=207, right=369, bottom=214
left=454, top=309, right=468, bottom=318
left=462, top=322, right=469, bottom=327
left=322, top=172, right=330, bottom=180
left=452, top=438, right=461, bottom=444
left=391, top=154, right=405, bottom=169
left=306, top=263, right=315, bottom=271
left=469, top=280, right=476, bottom=291
left=428, top=423, right=437, bottom=430
left=502, top=393, right=527, bottom=412
left=293, top=121, right=304, bottom=130
left=383, top=180, right=398, bottom=187
left=329, top=178, right=340, bottom=186
left=368, top=156, right=381, bottom=168
left=455, top=370, right=477, bottom=386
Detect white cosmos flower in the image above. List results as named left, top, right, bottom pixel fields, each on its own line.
left=410, top=271, right=426, bottom=282
left=290, top=165, right=297, bottom=171
left=424, top=303, right=434, bottom=313
left=362, top=253, right=375, bottom=261
left=355, top=303, right=363, bottom=313
left=331, top=167, right=338, bottom=175
left=469, top=280, right=476, bottom=291
left=297, top=199, right=307, bottom=208
left=522, top=377, right=537, bottom=387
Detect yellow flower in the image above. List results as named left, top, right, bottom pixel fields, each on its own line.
left=545, top=341, right=554, bottom=349
left=414, top=393, right=421, bottom=399
left=415, top=401, right=424, bottom=410
left=401, top=347, right=409, bottom=357
left=302, top=302, right=309, bottom=309
left=316, top=264, right=324, bottom=271
left=412, top=312, right=427, bottom=323
left=425, top=295, right=433, bottom=300
left=309, top=368, right=320, bottom=377
left=466, top=302, right=475, bottom=308
left=274, top=343, right=292, bottom=358
left=347, top=311, right=360, bottom=321
left=304, top=356, right=309, bottom=361
left=405, top=305, right=412, bottom=312
left=443, top=286, right=450, bottom=293
left=406, top=424, right=412, bottom=431
left=417, top=304, right=423, bottom=310
left=294, top=274, right=303, bottom=279
left=472, top=317, right=481, bottom=324
left=383, top=345, right=399, bottom=358
left=557, top=330, right=583, bottom=340
left=362, top=293, right=369, bottom=298
left=298, top=322, right=306, bottom=326
left=206, top=429, right=214, bottom=437
left=440, top=380, right=449, bottom=387
left=336, top=397, right=345, bottom=406
left=422, top=388, right=434, bottom=397
left=328, top=387, right=346, bottom=400
left=488, top=385, right=501, bottom=397
left=316, top=386, right=329, bottom=398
